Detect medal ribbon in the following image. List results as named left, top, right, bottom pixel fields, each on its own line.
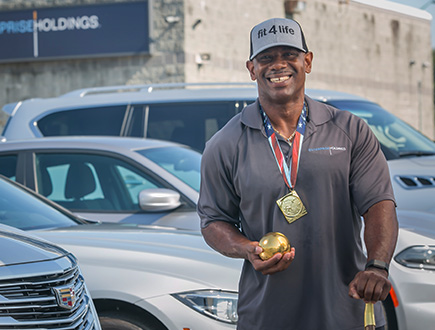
left=260, top=103, right=307, bottom=189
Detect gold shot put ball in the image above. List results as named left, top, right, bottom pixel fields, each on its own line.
left=259, top=232, right=291, bottom=260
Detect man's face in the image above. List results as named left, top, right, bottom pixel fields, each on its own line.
left=246, top=46, right=313, bottom=105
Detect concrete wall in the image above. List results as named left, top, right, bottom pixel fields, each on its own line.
left=0, top=0, right=433, bottom=138
left=183, top=0, right=284, bottom=83
left=297, top=0, right=434, bottom=137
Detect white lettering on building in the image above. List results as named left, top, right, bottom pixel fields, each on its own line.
left=0, top=15, right=100, bottom=34
left=35, top=15, right=100, bottom=32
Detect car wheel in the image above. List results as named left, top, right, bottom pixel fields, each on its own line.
left=99, top=315, right=167, bottom=330
left=99, top=317, right=142, bottom=330
left=382, top=297, right=398, bottom=330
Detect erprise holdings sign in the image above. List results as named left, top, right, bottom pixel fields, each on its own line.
left=0, top=1, right=149, bottom=62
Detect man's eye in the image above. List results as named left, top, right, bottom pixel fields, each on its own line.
left=285, top=52, right=299, bottom=58
left=258, top=55, right=272, bottom=61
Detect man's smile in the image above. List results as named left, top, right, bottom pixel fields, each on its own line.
left=268, top=76, right=291, bottom=83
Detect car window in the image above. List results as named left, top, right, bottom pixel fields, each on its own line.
left=35, top=153, right=165, bottom=212
left=325, top=100, right=435, bottom=160
left=0, top=154, right=17, bottom=181
left=0, top=178, right=79, bottom=230
left=116, top=166, right=158, bottom=202
left=33, top=100, right=253, bottom=152
left=37, top=105, right=128, bottom=136
left=137, top=146, right=201, bottom=192
left=145, top=101, right=249, bottom=152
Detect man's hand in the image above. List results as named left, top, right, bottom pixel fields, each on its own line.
left=348, top=268, right=391, bottom=303
left=247, top=242, right=295, bottom=275
left=348, top=200, right=397, bottom=302
left=201, top=221, right=295, bottom=275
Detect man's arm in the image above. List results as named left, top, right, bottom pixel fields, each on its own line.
left=201, top=221, right=295, bottom=275
left=349, top=200, right=398, bottom=302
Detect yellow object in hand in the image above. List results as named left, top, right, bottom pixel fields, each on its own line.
left=258, top=232, right=291, bottom=260
left=364, top=302, right=376, bottom=330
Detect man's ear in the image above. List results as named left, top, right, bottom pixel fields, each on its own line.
left=304, top=51, right=313, bottom=74
left=246, top=60, right=257, bottom=81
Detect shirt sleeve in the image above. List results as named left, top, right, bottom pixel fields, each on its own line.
left=197, top=137, right=241, bottom=229
left=348, top=115, right=396, bottom=215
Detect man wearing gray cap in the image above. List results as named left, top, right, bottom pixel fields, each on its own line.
left=198, top=17, right=398, bottom=329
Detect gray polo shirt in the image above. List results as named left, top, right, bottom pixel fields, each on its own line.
left=198, top=96, right=395, bottom=330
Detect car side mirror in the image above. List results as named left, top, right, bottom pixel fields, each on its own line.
left=138, top=188, right=182, bottom=212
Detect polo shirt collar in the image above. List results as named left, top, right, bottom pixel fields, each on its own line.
left=241, top=95, right=333, bottom=138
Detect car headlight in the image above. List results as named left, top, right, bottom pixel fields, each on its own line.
left=171, top=290, right=238, bottom=324
left=395, top=245, right=435, bottom=270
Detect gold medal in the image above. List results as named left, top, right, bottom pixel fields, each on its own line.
left=276, top=189, right=307, bottom=224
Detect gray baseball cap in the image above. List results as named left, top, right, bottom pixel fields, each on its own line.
left=249, top=18, right=308, bottom=60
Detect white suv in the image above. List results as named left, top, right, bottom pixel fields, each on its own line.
left=1, top=83, right=256, bottom=152
left=2, top=84, right=435, bottom=214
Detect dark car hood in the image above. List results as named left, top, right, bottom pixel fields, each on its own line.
left=0, top=224, right=68, bottom=266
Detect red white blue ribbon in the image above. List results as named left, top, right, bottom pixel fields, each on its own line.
left=260, top=103, right=307, bottom=189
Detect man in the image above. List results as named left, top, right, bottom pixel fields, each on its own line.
left=198, top=17, right=398, bottom=329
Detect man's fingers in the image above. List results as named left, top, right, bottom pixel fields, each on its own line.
left=253, top=245, right=262, bottom=255
left=258, top=248, right=295, bottom=275
left=348, top=282, right=362, bottom=300
left=349, top=270, right=391, bottom=302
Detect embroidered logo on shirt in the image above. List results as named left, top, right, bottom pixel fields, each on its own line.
left=308, top=146, right=346, bottom=155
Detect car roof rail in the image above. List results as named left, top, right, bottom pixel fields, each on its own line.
left=61, top=82, right=257, bottom=98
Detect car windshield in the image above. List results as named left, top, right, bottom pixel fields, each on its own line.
left=325, top=100, right=435, bottom=160
left=0, top=177, right=79, bottom=231
left=135, top=146, right=201, bottom=192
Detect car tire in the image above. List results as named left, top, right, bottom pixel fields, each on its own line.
left=99, top=315, right=166, bottom=330
left=382, top=297, right=398, bottom=330
left=99, top=317, right=142, bottom=330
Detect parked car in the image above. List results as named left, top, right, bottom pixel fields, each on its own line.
left=2, top=84, right=435, bottom=214
left=387, top=210, right=435, bottom=330
left=0, top=137, right=200, bottom=230
left=2, top=84, right=435, bottom=328
left=0, top=175, right=240, bottom=330
left=0, top=82, right=257, bottom=152
left=1, top=175, right=434, bottom=330
left=308, top=89, right=435, bottom=215
left=0, top=223, right=101, bottom=330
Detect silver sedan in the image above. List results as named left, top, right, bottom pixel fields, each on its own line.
left=0, top=136, right=201, bottom=230
left=0, top=175, right=239, bottom=330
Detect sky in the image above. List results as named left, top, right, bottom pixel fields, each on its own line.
left=389, top=0, right=435, bottom=47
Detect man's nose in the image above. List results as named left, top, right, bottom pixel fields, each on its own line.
left=270, top=56, right=288, bottom=69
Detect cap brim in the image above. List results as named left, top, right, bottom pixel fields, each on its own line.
left=250, top=43, right=307, bottom=61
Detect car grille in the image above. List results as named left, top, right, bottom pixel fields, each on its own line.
left=395, top=175, right=435, bottom=189
left=0, top=260, right=98, bottom=329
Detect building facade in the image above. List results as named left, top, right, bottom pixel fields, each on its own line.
left=0, top=0, right=433, bottom=137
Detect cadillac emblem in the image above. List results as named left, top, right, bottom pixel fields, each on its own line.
left=53, top=285, right=76, bottom=309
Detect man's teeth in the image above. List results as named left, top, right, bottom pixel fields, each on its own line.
left=270, top=76, right=290, bottom=83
